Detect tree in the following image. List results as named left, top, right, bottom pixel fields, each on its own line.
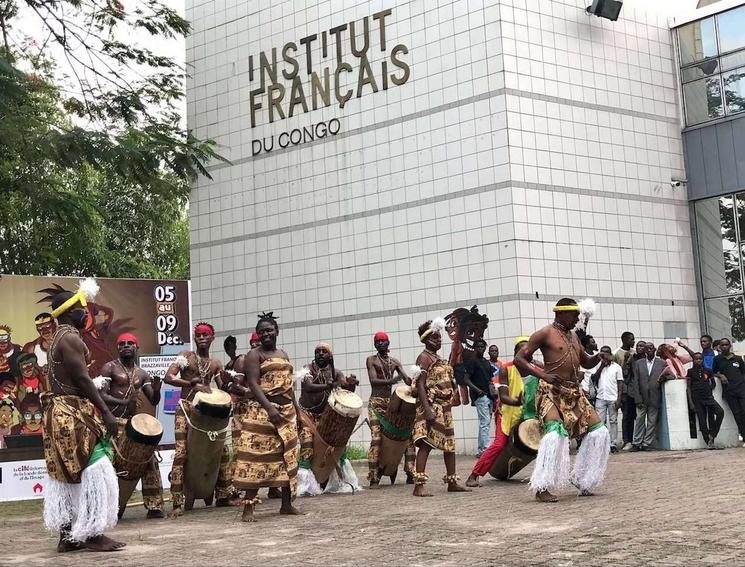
left=0, top=0, right=225, bottom=277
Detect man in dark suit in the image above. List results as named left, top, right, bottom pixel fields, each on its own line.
left=628, top=342, right=670, bottom=451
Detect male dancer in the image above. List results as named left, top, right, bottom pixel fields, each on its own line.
left=164, top=322, right=235, bottom=516
left=100, top=333, right=164, bottom=518
left=296, top=342, right=358, bottom=494
left=515, top=298, right=610, bottom=502
left=411, top=319, right=470, bottom=496
left=466, top=336, right=538, bottom=487
left=232, top=312, right=302, bottom=521
left=41, top=280, right=123, bottom=552
left=366, top=331, right=414, bottom=487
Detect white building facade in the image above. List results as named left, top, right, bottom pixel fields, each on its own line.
left=186, top=0, right=699, bottom=452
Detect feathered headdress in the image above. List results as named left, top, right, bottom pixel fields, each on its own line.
left=575, top=298, right=597, bottom=331
left=50, top=277, right=100, bottom=319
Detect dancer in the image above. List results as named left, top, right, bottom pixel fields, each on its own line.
left=466, top=336, right=538, bottom=487
left=296, top=342, right=359, bottom=495
left=99, top=333, right=164, bottom=518
left=411, top=318, right=471, bottom=496
left=515, top=298, right=610, bottom=502
left=232, top=312, right=302, bottom=521
left=41, top=279, right=124, bottom=552
left=366, top=331, right=414, bottom=488
left=164, top=322, right=235, bottom=517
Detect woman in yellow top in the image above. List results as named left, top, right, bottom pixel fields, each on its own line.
left=466, top=337, right=538, bottom=487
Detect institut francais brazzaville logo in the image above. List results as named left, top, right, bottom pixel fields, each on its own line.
left=249, top=7, right=411, bottom=155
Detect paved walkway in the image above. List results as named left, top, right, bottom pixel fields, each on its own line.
left=3, top=449, right=744, bottom=566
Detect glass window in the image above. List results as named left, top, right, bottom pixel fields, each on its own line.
left=696, top=196, right=742, bottom=298
left=704, top=296, right=745, bottom=346
left=723, top=67, right=745, bottom=114
left=681, top=59, right=720, bottom=83
left=683, top=76, right=724, bottom=124
left=720, top=51, right=745, bottom=72
left=679, top=17, right=718, bottom=65
left=718, top=5, right=745, bottom=54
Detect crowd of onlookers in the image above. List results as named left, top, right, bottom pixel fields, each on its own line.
left=465, top=332, right=745, bottom=456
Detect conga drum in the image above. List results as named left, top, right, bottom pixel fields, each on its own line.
left=488, top=418, right=541, bottom=480
left=183, top=390, right=232, bottom=509
left=113, top=414, right=163, bottom=514
left=311, top=389, right=363, bottom=484
left=378, top=385, right=417, bottom=480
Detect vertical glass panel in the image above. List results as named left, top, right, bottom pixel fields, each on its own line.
left=704, top=296, right=745, bottom=349
left=717, top=5, right=745, bottom=54
left=720, top=50, right=745, bottom=72
left=683, top=76, right=724, bottom=124
left=681, top=58, right=719, bottom=82
left=723, top=67, right=745, bottom=114
left=679, top=17, right=718, bottom=65
left=696, top=196, right=742, bottom=298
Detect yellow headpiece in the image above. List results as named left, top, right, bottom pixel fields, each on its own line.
left=51, top=278, right=100, bottom=319
left=514, top=336, right=530, bottom=345
left=552, top=304, right=579, bottom=313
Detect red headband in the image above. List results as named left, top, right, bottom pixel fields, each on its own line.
left=374, top=331, right=389, bottom=342
left=194, top=323, right=214, bottom=336
left=250, top=332, right=259, bottom=343
left=116, top=332, right=138, bottom=345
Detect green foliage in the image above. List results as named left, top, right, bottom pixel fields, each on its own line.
left=344, top=445, right=368, bottom=461
left=0, top=0, right=227, bottom=278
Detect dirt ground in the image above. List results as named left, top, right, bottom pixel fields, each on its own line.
left=2, top=449, right=743, bottom=567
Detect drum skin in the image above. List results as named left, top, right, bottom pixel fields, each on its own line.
left=184, top=399, right=231, bottom=499
left=316, top=390, right=362, bottom=448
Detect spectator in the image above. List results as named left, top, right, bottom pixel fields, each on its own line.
left=629, top=342, right=670, bottom=451
left=713, top=338, right=745, bottom=447
left=712, top=339, right=722, bottom=354
left=461, top=338, right=496, bottom=456
left=621, top=341, right=646, bottom=451
left=224, top=335, right=238, bottom=371
left=488, top=344, right=502, bottom=376
left=686, top=352, right=724, bottom=449
left=679, top=335, right=716, bottom=371
left=581, top=345, right=623, bottom=452
left=582, top=334, right=598, bottom=356
left=612, top=331, right=636, bottom=368
left=659, top=343, right=696, bottom=437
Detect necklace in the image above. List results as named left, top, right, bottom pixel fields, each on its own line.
left=544, top=323, right=580, bottom=374
left=377, top=353, right=394, bottom=383
left=49, top=325, right=84, bottom=395
left=196, top=353, right=211, bottom=382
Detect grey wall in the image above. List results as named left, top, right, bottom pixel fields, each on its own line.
left=684, top=116, right=745, bottom=201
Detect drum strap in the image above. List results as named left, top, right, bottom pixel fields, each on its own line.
left=371, top=407, right=413, bottom=438
left=178, top=399, right=231, bottom=442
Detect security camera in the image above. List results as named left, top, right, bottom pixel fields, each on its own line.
left=670, top=180, right=681, bottom=188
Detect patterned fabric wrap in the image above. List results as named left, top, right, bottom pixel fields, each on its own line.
left=412, top=360, right=456, bottom=452
left=367, top=396, right=415, bottom=481
left=536, top=379, right=595, bottom=439
left=233, top=358, right=298, bottom=496
left=114, top=418, right=163, bottom=511
left=298, top=409, right=318, bottom=468
left=170, top=400, right=233, bottom=506
left=41, top=393, right=105, bottom=483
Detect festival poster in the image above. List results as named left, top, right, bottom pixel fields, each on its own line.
left=0, top=275, right=191, bottom=448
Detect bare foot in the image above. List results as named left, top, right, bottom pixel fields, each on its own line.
left=535, top=490, right=559, bottom=503
left=241, top=504, right=256, bottom=523
left=279, top=505, right=305, bottom=515
left=578, top=489, right=594, bottom=496
left=267, top=487, right=282, bottom=499
left=413, top=484, right=433, bottom=497
left=465, top=474, right=480, bottom=488
left=169, top=506, right=184, bottom=518
left=369, top=481, right=380, bottom=490
left=83, top=535, right=126, bottom=552
left=447, top=483, right=472, bottom=492
left=146, top=509, right=165, bottom=519
left=57, top=539, right=83, bottom=553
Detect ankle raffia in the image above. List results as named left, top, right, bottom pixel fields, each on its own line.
left=242, top=496, right=262, bottom=506
left=442, top=474, right=461, bottom=485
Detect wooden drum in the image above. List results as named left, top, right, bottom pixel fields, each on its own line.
left=184, top=390, right=231, bottom=507
left=488, top=418, right=541, bottom=480
left=113, top=413, right=163, bottom=511
left=378, top=386, right=417, bottom=477
left=311, top=389, right=362, bottom=485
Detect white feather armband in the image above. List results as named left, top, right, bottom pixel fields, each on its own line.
left=175, top=355, right=189, bottom=369
left=409, top=365, right=423, bottom=380
left=92, top=375, right=110, bottom=391
left=78, top=277, right=100, bottom=301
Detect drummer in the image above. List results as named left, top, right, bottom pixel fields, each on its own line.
left=411, top=319, right=471, bottom=496
left=232, top=312, right=303, bottom=521
left=465, top=336, right=538, bottom=488
left=365, top=331, right=415, bottom=488
left=164, top=322, right=237, bottom=517
left=297, top=342, right=358, bottom=492
left=99, top=333, right=165, bottom=518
